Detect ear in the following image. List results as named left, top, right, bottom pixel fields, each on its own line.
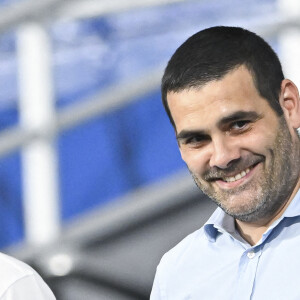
left=279, top=79, right=300, bottom=129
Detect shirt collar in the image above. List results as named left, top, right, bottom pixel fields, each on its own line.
left=203, top=187, right=300, bottom=242
left=204, top=207, right=234, bottom=242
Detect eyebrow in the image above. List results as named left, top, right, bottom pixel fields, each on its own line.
left=176, top=110, right=262, bottom=142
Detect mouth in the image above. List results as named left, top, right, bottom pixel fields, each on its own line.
left=222, top=167, right=251, bottom=182
left=213, top=162, right=261, bottom=189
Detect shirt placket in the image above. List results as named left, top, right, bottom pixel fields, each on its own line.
left=232, top=246, right=262, bottom=300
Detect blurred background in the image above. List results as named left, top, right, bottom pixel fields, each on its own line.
left=0, top=0, right=298, bottom=299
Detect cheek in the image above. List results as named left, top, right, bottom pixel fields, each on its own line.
left=243, top=128, right=277, bottom=154
left=180, top=148, right=208, bottom=174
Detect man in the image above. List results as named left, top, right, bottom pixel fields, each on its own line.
left=0, top=252, right=55, bottom=299
left=151, top=26, right=300, bottom=299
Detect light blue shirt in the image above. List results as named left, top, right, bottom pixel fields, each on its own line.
left=151, top=189, right=300, bottom=300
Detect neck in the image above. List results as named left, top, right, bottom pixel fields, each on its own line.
left=235, top=180, right=300, bottom=246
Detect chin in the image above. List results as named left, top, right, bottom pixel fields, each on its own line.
left=214, top=192, right=267, bottom=221
left=221, top=196, right=280, bottom=223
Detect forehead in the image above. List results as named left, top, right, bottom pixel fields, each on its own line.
left=167, top=66, right=273, bottom=131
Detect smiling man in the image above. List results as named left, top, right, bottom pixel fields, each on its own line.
left=151, top=26, right=300, bottom=299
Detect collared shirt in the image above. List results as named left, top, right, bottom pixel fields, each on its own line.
left=151, top=189, right=300, bottom=300
left=0, top=252, right=56, bottom=299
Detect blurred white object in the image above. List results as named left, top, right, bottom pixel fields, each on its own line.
left=278, top=0, right=300, bottom=134
left=48, top=253, right=74, bottom=277
left=0, top=252, right=55, bottom=299
left=278, top=0, right=300, bottom=87
left=17, top=22, right=60, bottom=246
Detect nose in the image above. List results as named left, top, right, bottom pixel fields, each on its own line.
left=209, top=136, right=241, bottom=169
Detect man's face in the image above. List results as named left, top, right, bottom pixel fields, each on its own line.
left=167, top=66, right=300, bottom=223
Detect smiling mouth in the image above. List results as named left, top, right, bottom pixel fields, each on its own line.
left=223, top=168, right=251, bottom=182
left=205, top=159, right=262, bottom=184
left=216, top=161, right=262, bottom=183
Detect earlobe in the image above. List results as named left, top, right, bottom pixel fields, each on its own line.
left=279, top=79, right=300, bottom=128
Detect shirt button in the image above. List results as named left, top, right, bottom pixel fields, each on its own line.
left=247, top=251, right=255, bottom=259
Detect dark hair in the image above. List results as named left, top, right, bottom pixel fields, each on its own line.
left=162, top=26, right=284, bottom=127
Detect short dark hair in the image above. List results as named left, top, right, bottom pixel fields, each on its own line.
left=162, top=26, right=284, bottom=127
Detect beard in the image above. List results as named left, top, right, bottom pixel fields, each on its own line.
left=190, top=117, right=300, bottom=223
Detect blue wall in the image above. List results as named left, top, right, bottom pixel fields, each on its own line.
left=0, top=0, right=277, bottom=247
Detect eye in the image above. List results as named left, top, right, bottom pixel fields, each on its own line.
left=186, top=136, right=202, bottom=144
left=182, top=135, right=210, bottom=148
left=231, top=120, right=250, bottom=130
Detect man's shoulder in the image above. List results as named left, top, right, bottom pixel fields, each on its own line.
left=158, top=207, right=223, bottom=271
left=158, top=225, right=207, bottom=273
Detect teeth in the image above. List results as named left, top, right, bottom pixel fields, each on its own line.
left=235, top=174, right=242, bottom=180
left=223, top=168, right=250, bottom=183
